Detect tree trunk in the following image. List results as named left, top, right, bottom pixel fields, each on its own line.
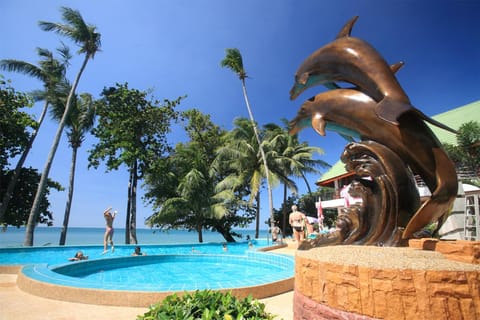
left=301, top=172, right=312, bottom=194
left=217, top=226, right=236, bottom=242
left=255, top=193, right=260, bottom=238
left=24, top=55, right=90, bottom=246
left=0, top=100, right=49, bottom=224
left=197, top=224, right=203, bottom=243
left=125, top=170, right=133, bottom=244
left=282, top=184, right=287, bottom=233
left=59, top=144, right=78, bottom=245
left=241, top=79, right=275, bottom=236
left=129, top=161, right=138, bottom=244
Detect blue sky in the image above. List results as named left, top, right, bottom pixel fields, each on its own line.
left=1, top=1, right=479, bottom=230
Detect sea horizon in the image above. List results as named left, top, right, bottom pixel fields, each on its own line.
left=0, top=226, right=270, bottom=248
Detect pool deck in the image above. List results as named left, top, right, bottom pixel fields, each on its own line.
left=0, top=241, right=298, bottom=320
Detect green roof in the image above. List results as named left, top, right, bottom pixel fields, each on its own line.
left=318, top=100, right=480, bottom=183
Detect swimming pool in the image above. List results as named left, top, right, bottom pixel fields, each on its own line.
left=0, top=240, right=269, bottom=265
left=1, top=241, right=295, bottom=307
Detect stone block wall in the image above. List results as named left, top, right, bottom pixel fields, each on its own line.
left=294, top=244, right=480, bottom=319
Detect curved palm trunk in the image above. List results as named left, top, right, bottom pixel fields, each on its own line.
left=217, top=226, right=236, bottom=242
left=241, top=79, right=275, bottom=235
left=24, top=55, right=90, bottom=246
left=0, top=100, right=49, bottom=223
left=301, top=172, right=312, bottom=194
left=59, top=144, right=78, bottom=245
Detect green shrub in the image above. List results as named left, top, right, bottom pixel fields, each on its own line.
left=137, top=290, right=278, bottom=320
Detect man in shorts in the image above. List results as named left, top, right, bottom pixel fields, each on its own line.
left=289, top=205, right=306, bottom=247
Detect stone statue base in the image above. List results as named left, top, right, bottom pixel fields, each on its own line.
left=293, top=240, right=480, bottom=319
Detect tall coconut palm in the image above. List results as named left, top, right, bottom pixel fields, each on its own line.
left=24, top=7, right=101, bottom=246
left=220, top=48, right=275, bottom=237
left=51, top=88, right=95, bottom=245
left=0, top=45, right=71, bottom=224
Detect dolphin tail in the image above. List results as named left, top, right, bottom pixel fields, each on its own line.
left=402, top=148, right=458, bottom=238
left=336, top=16, right=359, bottom=38
left=412, top=109, right=459, bottom=134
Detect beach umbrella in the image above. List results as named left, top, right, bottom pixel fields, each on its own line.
left=306, top=216, right=318, bottom=224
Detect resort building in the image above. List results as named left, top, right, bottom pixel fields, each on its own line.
left=316, top=100, right=480, bottom=240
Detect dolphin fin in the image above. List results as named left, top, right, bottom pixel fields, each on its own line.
left=324, top=82, right=341, bottom=90
left=336, top=16, right=359, bottom=39
left=339, top=133, right=355, bottom=142
left=376, top=98, right=458, bottom=134
left=375, top=98, right=413, bottom=125
left=390, top=61, right=405, bottom=74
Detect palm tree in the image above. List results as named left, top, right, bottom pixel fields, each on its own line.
left=24, top=7, right=101, bottom=246
left=264, top=121, right=330, bottom=231
left=52, top=90, right=95, bottom=245
left=216, top=118, right=275, bottom=238
left=0, top=45, right=70, bottom=224
left=220, top=48, right=275, bottom=237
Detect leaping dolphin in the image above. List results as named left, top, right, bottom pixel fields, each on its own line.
left=289, top=16, right=413, bottom=125
left=289, top=89, right=458, bottom=238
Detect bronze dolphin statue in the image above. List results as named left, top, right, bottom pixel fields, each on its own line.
left=289, top=89, right=458, bottom=238
left=290, top=16, right=413, bottom=125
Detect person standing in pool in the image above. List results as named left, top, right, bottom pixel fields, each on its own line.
left=132, top=246, right=146, bottom=256
left=103, top=207, right=117, bottom=254
left=69, top=250, right=88, bottom=261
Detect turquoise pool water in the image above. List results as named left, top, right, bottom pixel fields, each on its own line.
left=2, top=240, right=294, bottom=292
left=24, top=252, right=294, bottom=291
left=0, top=240, right=266, bottom=266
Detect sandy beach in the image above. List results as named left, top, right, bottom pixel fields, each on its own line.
left=0, top=243, right=297, bottom=320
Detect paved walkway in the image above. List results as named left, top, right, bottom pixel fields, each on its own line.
left=0, top=243, right=297, bottom=320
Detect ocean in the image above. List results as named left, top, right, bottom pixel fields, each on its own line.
left=0, top=227, right=270, bottom=248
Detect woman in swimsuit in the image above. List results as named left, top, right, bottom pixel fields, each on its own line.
left=103, top=207, right=117, bottom=254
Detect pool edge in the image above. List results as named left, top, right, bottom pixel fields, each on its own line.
left=17, top=265, right=293, bottom=307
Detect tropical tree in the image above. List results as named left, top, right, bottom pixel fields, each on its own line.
left=51, top=89, right=96, bottom=245
left=215, top=118, right=272, bottom=238
left=0, top=77, right=62, bottom=227
left=24, top=7, right=101, bottom=246
left=0, top=45, right=71, bottom=222
left=89, top=83, right=182, bottom=244
left=220, top=48, right=275, bottom=236
left=1, top=167, right=62, bottom=228
left=145, top=109, right=252, bottom=242
left=263, top=121, right=330, bottom=231
left=0, top=77, right=35, bottom=224
left=444, top=120, right=480, bottom=186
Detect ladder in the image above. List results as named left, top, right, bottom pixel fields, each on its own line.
left=464, top=194, right=480, bottom=240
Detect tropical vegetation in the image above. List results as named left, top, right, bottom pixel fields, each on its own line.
left=0, top=7, right=332, bottom=245
left=137, top=290, right=276, bottom=320
left=24, top=6, right=101, bottom=246
left=221, top=48, right=275, bottom=238
left=0, top=77, right=62, bottom=227
left=444, top=120, right=480, bottom=186
left=89, top=83, right=183, bottom=244
left=0, top=45, right=70, bottom=225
